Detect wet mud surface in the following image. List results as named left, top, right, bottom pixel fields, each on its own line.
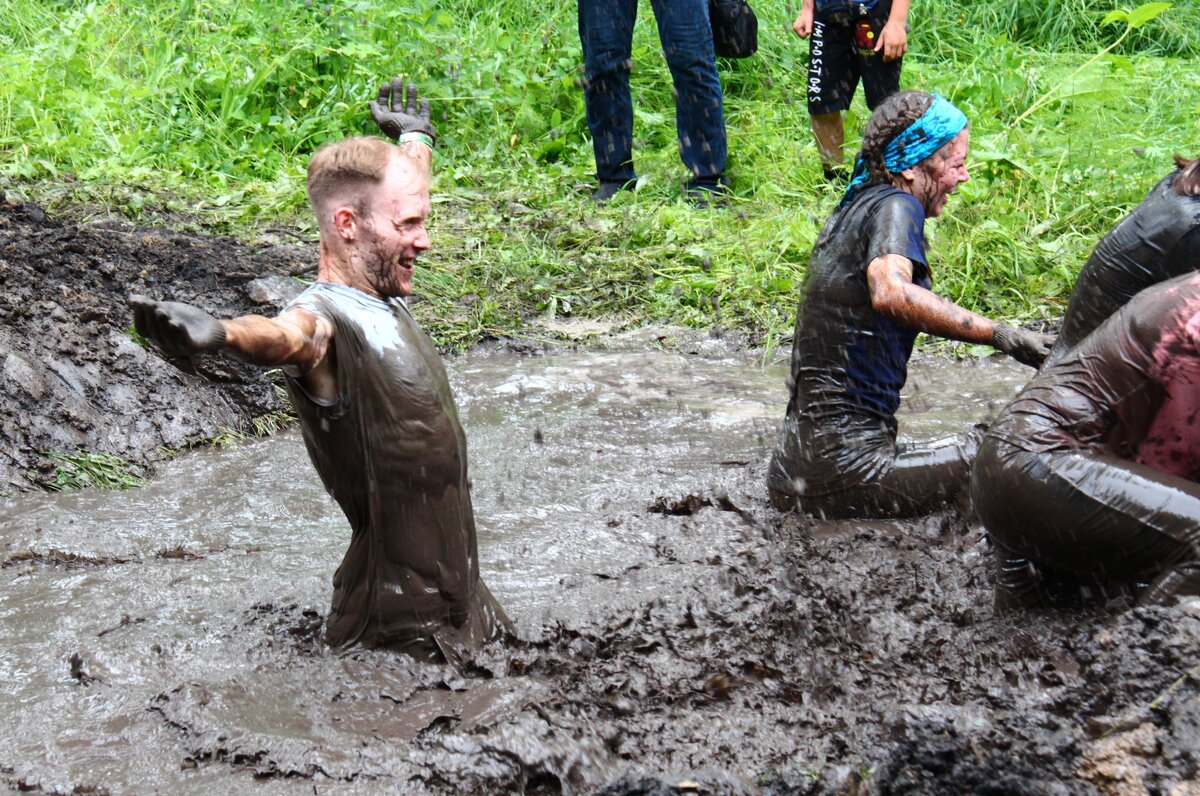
left=2, top=204, right=1199, bottom=794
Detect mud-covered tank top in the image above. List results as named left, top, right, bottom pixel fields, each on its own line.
left=283, top=282, right=508, bottom=651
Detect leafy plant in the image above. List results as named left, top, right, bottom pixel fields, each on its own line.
left=124, top=324, right=149, bottom=347
left=1011, top=2, right=1173, bottom=126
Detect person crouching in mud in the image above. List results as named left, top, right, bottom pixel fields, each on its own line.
left=972, top=271, right=1200, bottom=610
left=768, top=90, right=1054, bottom=519
left=129, top=81, right=511, bottom=661
left=1043, top=154, right=1200, bottom=367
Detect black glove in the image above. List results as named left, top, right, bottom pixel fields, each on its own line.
left=369, top=78, right=436, bottom=143
left=992, top=323, right=1054, bottom=369
left=129, top=295, right=226, bottom=357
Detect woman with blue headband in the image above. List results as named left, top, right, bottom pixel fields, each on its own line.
left=768, top=90, right=1054, bottom=519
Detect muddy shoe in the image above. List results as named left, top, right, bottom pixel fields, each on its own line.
left=591, top=180, right=634, bottom=205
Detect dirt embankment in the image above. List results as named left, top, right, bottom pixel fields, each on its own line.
left=0, top=199, right=314, bottom=492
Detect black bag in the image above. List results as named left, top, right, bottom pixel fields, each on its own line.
left=710, top=0, right=758, bottom=58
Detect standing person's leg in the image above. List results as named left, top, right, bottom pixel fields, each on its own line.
left=858, top=1, right=903, bottom=112
left=578, top=0, right=638, bottom=195
left=810, top=112, right=845, bottom=171
left=806, top=17, right=858, bottom=178
left=649, top=0, right=727, bottom=194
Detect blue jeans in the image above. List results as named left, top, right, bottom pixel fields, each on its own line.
left=578, top=0, right=727, bottom=186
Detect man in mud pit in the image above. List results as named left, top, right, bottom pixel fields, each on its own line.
left=1044, top=154, right=1200, bottom=367
left=972, top=272, right=1200, bottom=610
left=129, top=80, right=511, bottom=661
left=768, top=90, right=1054, bottom=520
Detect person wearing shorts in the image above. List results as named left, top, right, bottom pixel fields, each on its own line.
left=793, top=0, right=910, bottom=180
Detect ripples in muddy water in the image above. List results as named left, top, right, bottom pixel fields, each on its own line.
left=0, top=348, right=1029, bottom=792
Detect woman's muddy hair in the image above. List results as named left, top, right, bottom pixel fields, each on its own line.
left=860, top=90, right=936, bottom=185
left=1173, top=154, right=1200, bottom=197
left=306, top=136, right=395, bottom=215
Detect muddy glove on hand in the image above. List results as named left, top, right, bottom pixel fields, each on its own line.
left=369, top=78, right=436, bottom=144
left=129, top=295, right=226, bottom=358
left=992, top=323, right=1054, bottom=368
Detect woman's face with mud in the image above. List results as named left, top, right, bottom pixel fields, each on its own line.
left=356, top=154, right=431, bottom=298
left=905, top=128, right=970, bottom=218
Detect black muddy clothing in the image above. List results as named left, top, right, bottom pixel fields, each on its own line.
left=769, top=185, right=978, bottom=518
left=283, top=282, right=510, bottom=654
left=806, top=0, right=902, bottom=116
left=972, top=273, right=1200, bottom=606
left=1047, top=169, right=1200, bottom=365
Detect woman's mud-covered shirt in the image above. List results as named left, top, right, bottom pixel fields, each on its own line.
left=775, top=184, right=929, bottom=493
left=990, top=271, right=1200, bottom=481
left=283, top=282, right=509, bottom=653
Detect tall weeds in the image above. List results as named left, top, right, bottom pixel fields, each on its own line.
left=0, top=0, right=1197, bottom=345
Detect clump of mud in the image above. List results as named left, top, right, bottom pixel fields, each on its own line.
left=0, top=200, right=315, bottom=491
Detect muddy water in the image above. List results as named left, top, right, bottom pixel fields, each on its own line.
left=0, top=348, right=1030, bottom=793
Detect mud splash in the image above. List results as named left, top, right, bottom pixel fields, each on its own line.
left=4, top=344, right=1197, bottom=794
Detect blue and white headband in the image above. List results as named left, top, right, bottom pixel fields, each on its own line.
left=840, top=94, right=968, bottom=207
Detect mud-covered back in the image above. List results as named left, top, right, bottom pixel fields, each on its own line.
left=772, top=185, right=930, bottom=494
left=1049, top=171, right=1200, bottom=364
left=989, top=271, right=1200, bottom=470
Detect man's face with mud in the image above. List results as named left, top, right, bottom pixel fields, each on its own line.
left=354, top=153, right=431, bottom=299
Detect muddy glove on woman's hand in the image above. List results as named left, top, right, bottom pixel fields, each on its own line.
left=369, top=78, right=436, bottom=144
left=992, top=323, right=1054, bottom=368
left=129, top=295, right=226, bottom=358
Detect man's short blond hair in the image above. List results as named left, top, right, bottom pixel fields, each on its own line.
left=306, top=136, right=396, bottom=215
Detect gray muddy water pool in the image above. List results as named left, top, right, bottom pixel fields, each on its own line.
left=0, top=347, right=1029, bottom=793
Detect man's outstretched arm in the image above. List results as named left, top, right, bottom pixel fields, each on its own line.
left=129, top=295, right=332, bottom=375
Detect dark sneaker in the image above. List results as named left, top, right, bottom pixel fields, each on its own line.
left=822, top=164, right=850, bottom=185
left=591, top=180, right=634, bottom=205
left=684, top=176, right=732, bottom=208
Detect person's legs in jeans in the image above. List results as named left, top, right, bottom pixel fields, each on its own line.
left=649, top=0, right=727, bottom=190
left=578, top=0, right=638, bottom=185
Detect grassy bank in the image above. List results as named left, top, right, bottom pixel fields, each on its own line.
left=1, top=0, right=1198, bottom=347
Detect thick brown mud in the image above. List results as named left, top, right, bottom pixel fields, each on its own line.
left=1, top=203, right=1199, bottom=794
left=0, top=198, right=312, bottom=492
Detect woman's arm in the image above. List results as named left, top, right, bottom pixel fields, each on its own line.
left=866, top=254, right=1053, bottom=366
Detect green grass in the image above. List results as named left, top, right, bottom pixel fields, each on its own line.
left=43, top=451, right=144, bottom=491
left=1, top=0, right=1198, bottom=348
